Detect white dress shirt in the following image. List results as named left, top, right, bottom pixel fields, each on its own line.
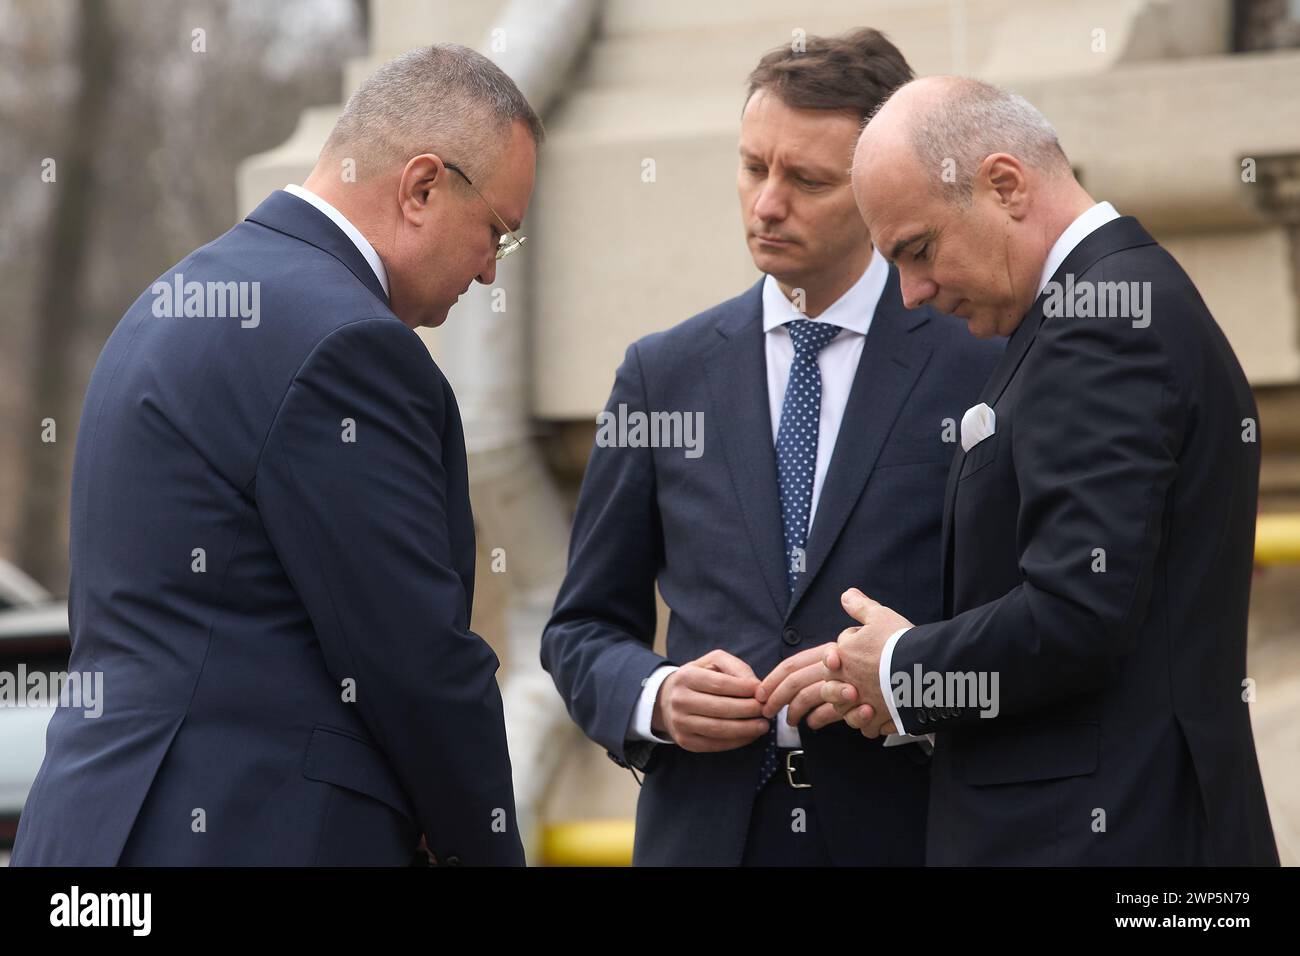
left=1035, top=201, right=1120, bottom=298
left=282, top=184, right=389, bottom=297
left=878, top=201, right=1121, bottom=738
left=630, top=250, right=890, bottom=748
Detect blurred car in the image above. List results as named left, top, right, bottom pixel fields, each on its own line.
left=0, top=561, right=69, bottom=848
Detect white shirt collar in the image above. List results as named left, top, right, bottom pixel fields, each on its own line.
left=761, top=246, right=888, bottom=337
left=283, top=184, right=389, bottom=297
left=1036, top=201, right=1120, bottom=298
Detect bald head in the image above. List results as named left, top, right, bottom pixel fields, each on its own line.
left=850, top=76, right=1093, bottom=339
left=857, top=76, right=1071, bottom=205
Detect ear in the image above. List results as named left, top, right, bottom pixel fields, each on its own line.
left=398, top=153, right=447, bottom=225
left=977, top=152, right=1030, bottom=220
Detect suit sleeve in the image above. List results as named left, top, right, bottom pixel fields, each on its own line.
left=541, top=341, right=671, bottom=770
left=255, top=316, right=523, bottom=865
left=893, top=281, right=1185, bottom=728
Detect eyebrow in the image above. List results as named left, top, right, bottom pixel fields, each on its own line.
left=738, top=148, right=839, bottom=181
left=889, top=229, right=933, bottom=262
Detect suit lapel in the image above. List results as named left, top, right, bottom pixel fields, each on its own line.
left=934, top=302, right=1041, bottom=614
left=936, top=215, right=1160, bottom=611
left=704, top=282, right=789, bottom=620
left=788, top=267, right=933, bottom=618
left=977, top=215, right=1156, bottom=411
left=938, top=432, right=964, bottom=617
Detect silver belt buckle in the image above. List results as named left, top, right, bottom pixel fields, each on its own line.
left=784, top=749, right=812, bottom=789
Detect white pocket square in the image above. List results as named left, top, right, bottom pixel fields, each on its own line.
left=960, top=402, right=996, bottom=453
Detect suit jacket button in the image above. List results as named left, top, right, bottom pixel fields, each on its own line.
left=782, top=627, right=800, bottom=646
left=916, top=711, right=929, bottom=725
left=444, top=855, right=462, bottom=866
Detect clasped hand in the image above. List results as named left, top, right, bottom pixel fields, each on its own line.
left=653, top=589, right=912, bottom=750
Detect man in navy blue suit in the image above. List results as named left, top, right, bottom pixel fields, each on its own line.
left=542, top=30, right=1002, bottom=865
left=13, top=44, right=536, bottom=866
left=824, top=76, right=1277, bottom=865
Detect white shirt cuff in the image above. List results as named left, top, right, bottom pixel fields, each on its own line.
left=629, top=664, right=677, bottom=744
left=775, top=704, right=803, bottom=748
left=878, top=626, right=911, bottom=737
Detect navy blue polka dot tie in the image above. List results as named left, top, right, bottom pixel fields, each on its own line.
left=757, top=318, right=841, bottom=791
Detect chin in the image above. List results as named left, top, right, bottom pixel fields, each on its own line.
left=962, top=313, right=999, bottom=339
left=749, top=246, right=797, bottom=276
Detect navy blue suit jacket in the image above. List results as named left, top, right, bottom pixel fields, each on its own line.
left=12, top=191, right=523, bottom=866
left=893, top=218, right=1278, bottom=865
left=542, top=269, right=1003, bottom=865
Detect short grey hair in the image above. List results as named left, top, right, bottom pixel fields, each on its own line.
left=895, top=77, right=1071, bottom=204
left=322, top=43, right=543, bottom=181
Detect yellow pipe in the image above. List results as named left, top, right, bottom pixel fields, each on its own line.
left=540, top=820, right=635, bottom=866
left=1257, top=514, right=1300, bottom=565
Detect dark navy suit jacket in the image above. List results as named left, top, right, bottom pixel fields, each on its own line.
left=893, top=218, right=1278, bottom=865
left=12, top=191, right=524, bottom=866
left=542, top=268, right=1003, bottom=865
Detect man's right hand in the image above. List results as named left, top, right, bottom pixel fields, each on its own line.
left=651, top=649, right=771, bottom=752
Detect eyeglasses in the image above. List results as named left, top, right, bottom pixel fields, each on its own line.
left=443, top=162, right=527, bottom=260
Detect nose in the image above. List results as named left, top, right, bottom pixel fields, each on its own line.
left=476, top=255, right=497, bottom=287
left=752, top=178, right=789, bottom=225
left=899, top=269, right=937, bottom=310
